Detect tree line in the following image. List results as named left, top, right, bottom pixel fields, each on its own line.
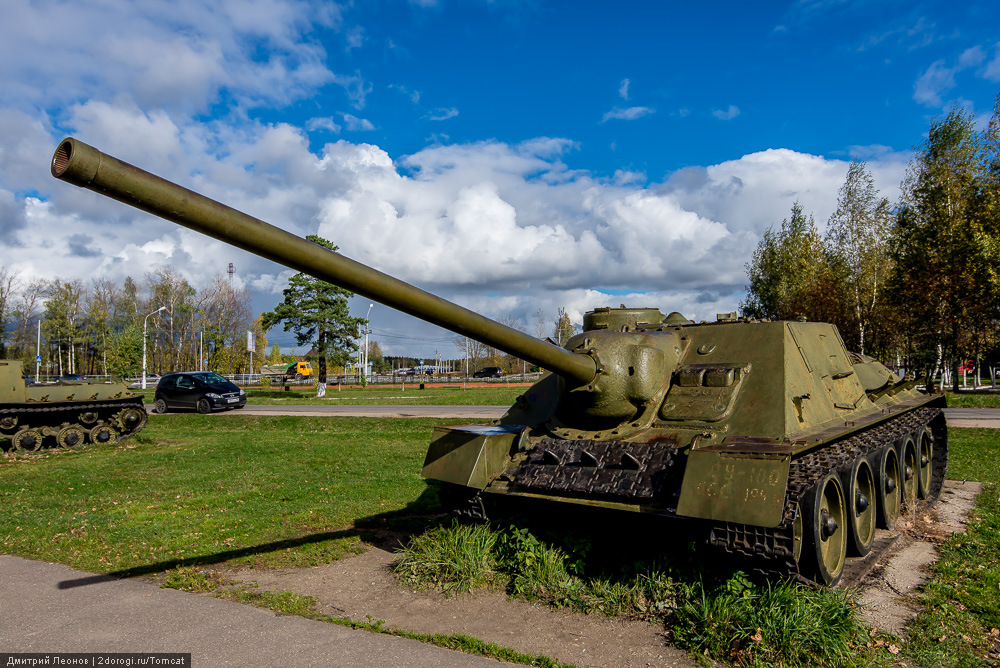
left=0, top=266, right=262, bottom=380
left=743, top=97, right=1000, bottom=390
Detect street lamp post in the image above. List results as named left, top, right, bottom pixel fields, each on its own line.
left=364, top=303, right=373, bottom=383
left=142, top=306, right=167, bottom=389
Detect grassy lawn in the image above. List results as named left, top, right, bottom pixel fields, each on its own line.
left=0, top=414, right=453, bottom=574
left=945, top=390, right=1000, bottom=408
left=128, top=384, right=526, bottom=406
left=3, top=416, right=999, bottom=667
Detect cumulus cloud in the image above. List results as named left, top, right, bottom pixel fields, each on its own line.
left=0, top=0, right=345, bottom=115
left=619, top=78, right=630, bottom=100
left=602, top=106, right=654, bottom=122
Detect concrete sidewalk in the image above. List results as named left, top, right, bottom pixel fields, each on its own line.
left=0, top=556, right=505, bottom=667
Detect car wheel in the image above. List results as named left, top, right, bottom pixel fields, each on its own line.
left=154, top=398, right=168, bottom=414
left=196, top=398, right=212, bottom=414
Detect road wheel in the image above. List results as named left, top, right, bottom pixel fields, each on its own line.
left=841, top=457, right=876, bottom=557
left=88, top=424, right=115, bottom=445
left=12, top=428, right=43, bottom=453
left=196, top=398, right=212, bottom=414
left=115, top=407, right=147, bottom=435
left=154, top=398, right=168, bottom=414
left=57, top=425, right=86, bottom=449
left=899, top=437, right=918, bottom=511
left=871, top=446, right=902, bottom=530
left=916, top=427, right=933, bottom=499
left=800, top=473, right=847, bottom=586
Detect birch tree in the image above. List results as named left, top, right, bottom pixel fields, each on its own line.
left=825, top=161, right=893, bottom=355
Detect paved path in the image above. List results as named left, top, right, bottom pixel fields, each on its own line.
left=0, top=556, right=506, bottom=667
left=942, top=407, right=1000, bottom=428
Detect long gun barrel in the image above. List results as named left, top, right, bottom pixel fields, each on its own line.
left=51, top=138, right=597, bottom=385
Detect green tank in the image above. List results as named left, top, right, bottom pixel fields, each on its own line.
left=51, top=137, right=947, bottom=586
left=0, top=360, right=148, bottom=452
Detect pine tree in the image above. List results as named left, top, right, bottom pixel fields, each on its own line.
left=261, top=236, right=365, bottom=397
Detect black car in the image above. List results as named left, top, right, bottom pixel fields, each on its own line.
left=472, top=366, right=504, bottom=378
left=154, top=371, right=246, bottom=414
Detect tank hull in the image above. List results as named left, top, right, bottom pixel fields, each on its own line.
left=0, top=361, right=147, bottom=453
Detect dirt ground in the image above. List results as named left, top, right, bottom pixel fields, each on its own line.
left=219, top=480, right=980, bottom=668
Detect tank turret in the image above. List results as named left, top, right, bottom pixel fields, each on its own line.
left=51, top=138, right=947, bottom=585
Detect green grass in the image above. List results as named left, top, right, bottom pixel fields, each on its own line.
left=394, top=521, right=889, bottom=668
left=129, top=384, right=526, bottom=406
left=945, top=390, right=1000, bottom=408
left=4, top=415, right=1000, bottom=667
left=900, top=428, right=1000, bottom=667
left=0, top=414, right=457, bottom=574
left=245, top=384, right=526, bottom=406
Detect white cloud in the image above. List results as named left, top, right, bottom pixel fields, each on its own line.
left=306, top=117, right=343, bottom=133
left=427, top=107, right=460, bottom=121
left=914, top=59, right=957, bottom=107
left=341, top=114, right=376, bottom=131
left=619, top=78, right=630, bottom=101
left=984, top=42, right=1000, bottom=81
left=602, top=106, right=654, bottom=122
left=712, top=105, right=740, bottom=121
left=0, top=0, right=346, bottom=115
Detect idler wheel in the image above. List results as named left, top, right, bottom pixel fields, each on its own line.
left=88, top=424, right=116, bottom=445
left=870, top=445, right=902, bottom=530
left=840, top=457, right=876, bottom=557
left=57, top=425, right=86, bottom=449
left=916, top=427, right=933, bottom=499
left=12, top=428, right=44, bottom=453
left=899, top=436, right=918, bottom=511
left=116, top=407, right=147, bottom=434
left=800, top=473, right=847, bottom=586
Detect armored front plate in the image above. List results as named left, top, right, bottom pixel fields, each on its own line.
left=421, top=424, right=520, bottom=489
left=676, top=449, right=790, bottom=527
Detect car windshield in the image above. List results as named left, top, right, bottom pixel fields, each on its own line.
left=189, top=372, right=228, bottom=385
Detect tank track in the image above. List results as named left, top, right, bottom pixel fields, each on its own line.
left=511, top=437, right=683, bottom=502
left=708, top=407, right=946, bottom=585
left=0, top=397, right=148, bottom=453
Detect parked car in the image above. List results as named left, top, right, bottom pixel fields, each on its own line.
left=472, top=366, right=504, bottom=378
left=154, top=371, right=246, bottom=414
left=57, top=373, right=87, bottom=381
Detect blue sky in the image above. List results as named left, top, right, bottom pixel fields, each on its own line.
left=2, top=0, right=999, bottom=357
